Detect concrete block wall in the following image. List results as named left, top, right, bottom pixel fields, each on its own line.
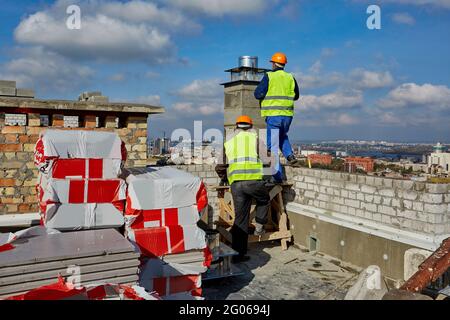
left=283, top=166, right=450, bottom=236
left=0, top=111, right=148, bottom=215
left=174, top=164, right=450, bottom=236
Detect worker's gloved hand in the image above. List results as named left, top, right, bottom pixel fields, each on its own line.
left=215, top=164, right=228, bottom=180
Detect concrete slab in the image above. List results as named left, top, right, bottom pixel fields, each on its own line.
left=203, top=242, right=360, bottom=300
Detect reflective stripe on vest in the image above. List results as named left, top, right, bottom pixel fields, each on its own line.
left=224, top=131, right=263, bottom=185
left=261, top=70, right=296, bottom=117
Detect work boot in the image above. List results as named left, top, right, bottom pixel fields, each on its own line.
left=254, top=223, right=266, bottom=236
left=287, top=155, right=302, bottom=167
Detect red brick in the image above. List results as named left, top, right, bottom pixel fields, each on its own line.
left=18, top=204, right=31, bottom=212
left=5, top=134, right=17, bottom=143
left=0, top=179, right=16, bottom=187
left=28, top=135, right=40, bottom=143
left=27, top=127, right=45, bottom=135
left=18, top=135, right=29, bottom=143
left=134, top=129, right=147, bottom=137
left=1, top=126, right=25, bottom=134
left=84, top=115, right=97, bottom=128
left=0, top=144, right=22, bottom=152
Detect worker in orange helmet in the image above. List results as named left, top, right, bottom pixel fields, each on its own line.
left=215, top=115, right=270, bottom=262
left=254, top=52, right=301, bottom=183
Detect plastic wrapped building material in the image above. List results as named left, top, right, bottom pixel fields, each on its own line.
left=125, top=205, right=200, bottom=229
left=139, top=274, right=202, bottom=298
left=125, top=167, right=208, bottom=212
left=41, top=158, right=123, bottom=179
left=126, top=225, right=206, bottom=257
left=42, top=203, right=125, bottom=231
left=39, top=177, right=127, bottom=205
left=34, top=129, right=126, bottom=164
left=139, top=256, right=207, bottom=279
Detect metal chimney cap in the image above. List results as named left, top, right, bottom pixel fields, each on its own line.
left=239, top=56, right=258, bottom=68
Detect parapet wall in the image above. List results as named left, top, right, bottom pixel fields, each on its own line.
left=284, top=167, right=450, bottom=236
left=175, top=165, right=450, bottom=237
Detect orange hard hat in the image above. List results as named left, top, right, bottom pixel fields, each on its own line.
left=236, top=115, right=253, bottom=125
left=270, top=52, right=287, bottom=65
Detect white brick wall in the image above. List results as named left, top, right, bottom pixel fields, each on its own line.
left=286, top=167, right=450, bottom=235
left=173, top=165, right=450, bottom=236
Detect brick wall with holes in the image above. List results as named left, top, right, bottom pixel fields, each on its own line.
left=0, top=111, right=148, bottom=215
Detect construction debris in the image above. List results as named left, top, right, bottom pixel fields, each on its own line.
left=344, top=265, right=388, bottom=300
left=400, top=237, right=450, bottom=293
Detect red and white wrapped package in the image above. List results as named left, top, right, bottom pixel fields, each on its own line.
left=42, top=203, right=125, bottom=231
left=125, top=205, right=200, bottom=229
left=41, top=158, right=123, bottom=179
left=39, top=176, right=126, bottom=205
left=139, top=256, right=207, bottom=279
left=125, top=167, right=208, bottom=212
left=126, top=225, right=207, bottom=257
left=34, top=129, right=127, bottom=173
left=5, top=276, right=160, bottom=301
left=139, top=274, right=202, bottom=298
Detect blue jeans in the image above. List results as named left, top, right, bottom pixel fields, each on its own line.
left=266, top=116, right=294, bottom=181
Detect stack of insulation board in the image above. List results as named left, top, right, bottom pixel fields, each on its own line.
left=0, top=228, right=140, bottom=299
left=124, top=167, right=212, bottom=299
left=34, top=129, right=127, bottom=231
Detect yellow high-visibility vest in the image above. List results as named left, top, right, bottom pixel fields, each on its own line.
left=261, top=70, right=296, bottom=117
left=224, top=131, right=263, bottom=185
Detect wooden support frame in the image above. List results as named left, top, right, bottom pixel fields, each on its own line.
left=214, top=183, right=292, bottom=251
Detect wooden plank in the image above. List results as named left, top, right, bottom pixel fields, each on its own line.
left=217, top=226, right=232, bottom=243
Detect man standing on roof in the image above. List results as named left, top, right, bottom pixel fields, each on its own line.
left=254, top=52, right=301, bottom=183
left=216, top=115, right=270, bottom=263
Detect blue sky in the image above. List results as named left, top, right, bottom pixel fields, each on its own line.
left=0, top=0, right=449, bottom=142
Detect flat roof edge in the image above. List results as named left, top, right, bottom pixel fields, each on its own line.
left=0, top=97, right=165, bottom=114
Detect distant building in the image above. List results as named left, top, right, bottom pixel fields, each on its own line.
left=336, top=150, right=348, bottom=158
left=427, top=142, right=450, bottom=174
left=301, top=150, right=318, bottom=157
left=152, top=137, right=171, bottom=155
left=308, top=154, right=332, bottom=165
left=344, top=157, right=374, bottom=172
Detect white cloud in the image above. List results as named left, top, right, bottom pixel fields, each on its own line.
left=299, top=91, right=363, bottom=111
left=166, top=0, right=276, bottom=16
left=101, top=1, right=201, bottom=32
left=135, top=95, right=162, bottom=106
left=15, top=10, right=174, bottom=64
left=382, top=0, right=450, bottom=9
left=145, top=71, right=161, bottom=79
left=173, top=101, right=222, bottom=115
left=392, top=12, right=416, bottom=25
left=109, top=73, right=125, bottom=82
left=0, top=47, right=93, bottom=93
left=308, top=60, right=322, bottom=74
left=175, top=79, right=222, bottom=100
left=354, top=0, right=450, bottom=9
left=351, top=69, right=394, bottom=89
left=379, top=83, right=450, bottom=109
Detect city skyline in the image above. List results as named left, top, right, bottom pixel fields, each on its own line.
left=0, top=1, right=449, bottom=141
